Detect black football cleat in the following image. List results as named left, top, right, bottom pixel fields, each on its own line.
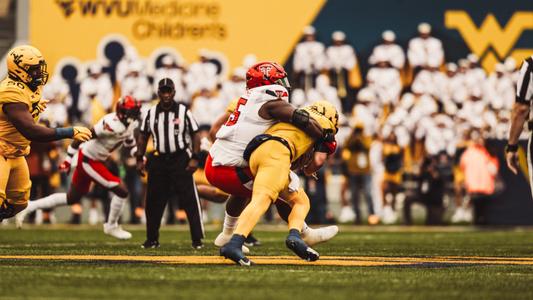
left=244, top=234, right=261, bottom=247
left=192, top=240, right=204, bottom=250
left=286, top=233, right=320, bottom=262
left=141, top=240, right=160, bottom=249
left=220, top=244, right=254, bottom=266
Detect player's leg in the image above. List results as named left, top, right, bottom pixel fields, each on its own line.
left=221, top=141, right=291, bottom=265
left=233, top=141, right=291, bottom=237
left=104, top=183, right=132, bottom=240
left=16, top=157, right=89, bottom=227
left=278, top=187, right=319, bottom=262
left=213, top=195, right=251, bottom=253
left=194, top=168, right=228, bottom=203
left=0, top=157, right=13, bottom=221
left=274, top=197, right=338, bottom=246
left=79, top=155, right=131, bottom=239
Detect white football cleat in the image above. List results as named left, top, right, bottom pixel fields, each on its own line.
left=214, top=232, right=250, bottom=254
left=15, top=208, right=29, bottom=229
left=103, top=223, right=132, bottom=240
left=302, top=225, right=339, bottom=246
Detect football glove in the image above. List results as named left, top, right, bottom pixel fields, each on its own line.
left=316, top=140, right=337, bottom=155
left=73, top=127, right=92, bottom=142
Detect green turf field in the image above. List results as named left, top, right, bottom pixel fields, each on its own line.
left=2, top=225, right=533, bottom=300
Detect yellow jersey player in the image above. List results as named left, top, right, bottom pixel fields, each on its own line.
left=0, top=45, right=92, bottom=221
left=220, top=100, right=338, bottom=265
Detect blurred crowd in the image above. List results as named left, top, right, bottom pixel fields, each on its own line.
left=22, top=22, right=522, bottom=226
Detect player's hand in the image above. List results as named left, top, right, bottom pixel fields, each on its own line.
left=136, top=159, right=146, bottom=177
left=72, top=127, right=92, bottom=142
left=186, top=158, right=199, bottom=173
left=59, top=160, right=71, bottom=173
left=291, top=148, right=314, bottom=171
left=506, top=151, right=519, bottom=175
left=36, top=99, right=49, bottom=113
left=316, top=140, right=337, bottom=155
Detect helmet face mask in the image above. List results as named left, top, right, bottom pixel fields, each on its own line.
left=26, top=61, right=49, bottom=88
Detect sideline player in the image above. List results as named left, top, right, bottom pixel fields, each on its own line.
left=219, top=101, right=338, bottom=265
left=0, top=45, right=92, bottom=221
left=16, top=96, right=141, bottom=239
left=207, top=98, right=338, bottom=251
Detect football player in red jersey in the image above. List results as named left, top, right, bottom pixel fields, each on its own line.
left=17, top=97, right=141, bottom=240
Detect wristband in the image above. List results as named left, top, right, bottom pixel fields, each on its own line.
left=505, top=144, right=518, bottom=153
left=55, top=127, right=74, bottom=139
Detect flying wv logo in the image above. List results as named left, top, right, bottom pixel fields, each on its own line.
left=56, top=0, right=75, bottom=18
left=445, top=11, right=533, bottom=72
left=11, top=52, right=22, bottom=65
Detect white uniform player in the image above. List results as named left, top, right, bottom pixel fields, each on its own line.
left=204, top=62, right=338, bottom=251
left=209, top=84, right=289, bottom=168
left=16, top=97, right=142, bottom=240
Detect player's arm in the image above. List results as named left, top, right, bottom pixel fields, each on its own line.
left=303, top=152, right=328, bottom=176
left=209, top=111, right=231, bottom=142
left=3, top=103, right=91, bottom=142
left=259, top=100, right=324, bottom=139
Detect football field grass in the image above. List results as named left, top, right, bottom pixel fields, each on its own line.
left=2, top=225, right=533, bottom=299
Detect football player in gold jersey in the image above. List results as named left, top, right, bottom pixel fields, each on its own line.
left=221, top=101, right=338, bottom=265
left=0, top=45, right=91, bottom=221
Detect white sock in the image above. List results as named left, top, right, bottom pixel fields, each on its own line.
left=301, top=222, right=310, bottom=235
left=26, top=193, right=67, bottom=214
left=223, top=211, right=239, bottom=235
left=106, top=194, right=127, bottom=225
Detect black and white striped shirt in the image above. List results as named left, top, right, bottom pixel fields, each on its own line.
left=140, top=102, right=199, bottom=155
left=517, top=55, right=533, bottom=104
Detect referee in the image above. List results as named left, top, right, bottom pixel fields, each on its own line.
left=136, top=78, right=204, bottom=249
left=506, top=55, right=533, bottom=179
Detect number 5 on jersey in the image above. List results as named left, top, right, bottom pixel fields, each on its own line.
left=225, top=98, right=247, bottom=126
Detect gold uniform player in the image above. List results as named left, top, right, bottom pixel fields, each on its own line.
left=0, top=45, right=91, bottom=220
left=220, top=101, right=338, bottom=265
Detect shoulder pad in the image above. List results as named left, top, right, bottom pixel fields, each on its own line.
left=102, top=113, right=125, bottom=133
left=251, top=85, right=289, bottom=102
left=0, top=79, right=29, bottom=106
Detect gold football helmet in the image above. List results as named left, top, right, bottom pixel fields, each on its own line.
left=304, top=100, right=339, bottom=133
left=7, top=45, right=49, bottom=89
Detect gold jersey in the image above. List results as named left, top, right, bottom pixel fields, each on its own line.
left=264, top=112, right=336, bottom=163
left=0, top=77, right=43, bottom=157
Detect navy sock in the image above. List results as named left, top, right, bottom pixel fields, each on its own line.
left=288, top=229, right=301, bottom=239
left=227, top=234, right=245, bottom=247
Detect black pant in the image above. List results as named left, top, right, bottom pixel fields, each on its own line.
left=145, top=152, right=204, bottom=242
left=471, top=193, right=491, bottom=225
